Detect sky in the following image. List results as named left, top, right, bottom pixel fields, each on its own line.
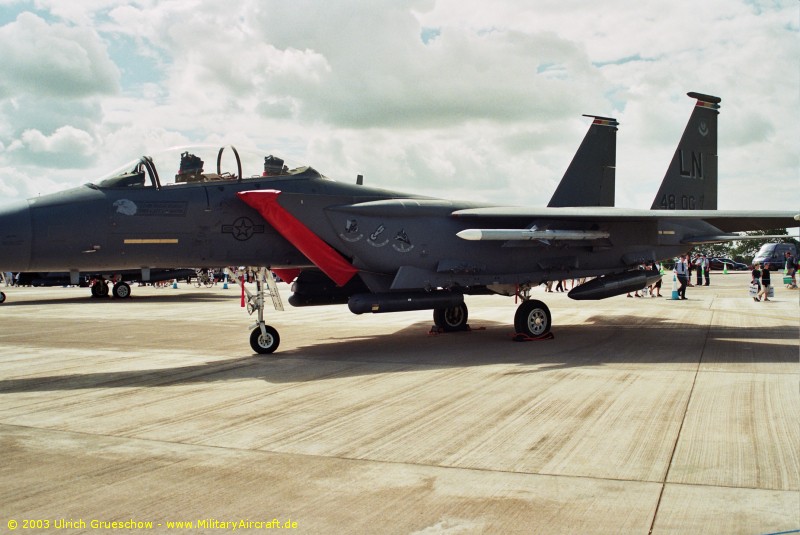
left=0, top=0, right=798, bottom=211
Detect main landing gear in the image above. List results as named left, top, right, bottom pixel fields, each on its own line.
left=112, top=281, right=131, bottom=299
left=433, top=295, right=552, bottom=339
left=90, top=279, right=132, bottom=299
left=91, top=280, right=109, bottom=298
left=433, top=302, right=469, bottom=332
left=511, top=285, right=552, bottom=338
left=237, top=268, right=284, bottom=354
left=514, top=299, right=552, bottom=338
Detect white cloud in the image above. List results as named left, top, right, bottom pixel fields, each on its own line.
left=0, top=164, right=67, bottom=199
left=6, top=126, right=96, bottom=167
left=0, top=0, right=796, bottom=213
left=0, top=11, right=120, bottom=97
left=0, top=166, right=21, bottom=197
left=28, top=0, right=122, bottom=26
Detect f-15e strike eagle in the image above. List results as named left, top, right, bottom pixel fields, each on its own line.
left=0, top=92, right=796, bottom=353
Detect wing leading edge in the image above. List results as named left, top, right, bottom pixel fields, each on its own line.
left=453, top=207, right=799, bottom=244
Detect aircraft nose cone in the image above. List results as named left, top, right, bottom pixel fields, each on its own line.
left=0, top=201, right=32, bottom=272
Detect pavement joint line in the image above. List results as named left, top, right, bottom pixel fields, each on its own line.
left=3, top=420, right=794, bottom=493
left=0, top=421, right=666, bottom=488
left=647, top=309, right=712, bottom=535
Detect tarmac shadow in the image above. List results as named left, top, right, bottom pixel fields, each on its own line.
left=0, top=315, right=795, bottom=393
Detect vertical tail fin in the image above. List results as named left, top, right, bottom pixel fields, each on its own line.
left=548, top=115, right=617, bottom=207
left=651, top=92, right=721, bottom=210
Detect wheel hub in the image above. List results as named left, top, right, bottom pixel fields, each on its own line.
left=529, top=310, right=546, bottom=335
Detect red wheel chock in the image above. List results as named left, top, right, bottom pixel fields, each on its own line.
left=512, top=332, right=555, bottom=342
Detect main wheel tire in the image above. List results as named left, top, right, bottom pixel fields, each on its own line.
left=113, top=281, right=131, bottom=299
left=514, top=300, right=551, bottom=338
left=0, top=291, right=5, bottom=304
left=250, top=325, right=280, bottom=354
left=433, top=303, right=469, bottom=332
left=91, top=281, right=109, bottom=298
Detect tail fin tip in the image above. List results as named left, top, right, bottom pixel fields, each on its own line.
left=687, top=92, right=721, bottom=110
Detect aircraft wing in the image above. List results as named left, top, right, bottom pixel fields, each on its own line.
left=453, top=207, right=798, bottom=228
left=452, top=207, right=800, bottom=243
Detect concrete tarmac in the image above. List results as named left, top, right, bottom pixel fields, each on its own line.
left=0, top=272, right=797, bottom=534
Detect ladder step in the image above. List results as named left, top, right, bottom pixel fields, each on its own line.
left=264, top=269, right=284, bottom=311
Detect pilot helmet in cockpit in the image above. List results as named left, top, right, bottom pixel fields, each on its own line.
left=263, top=155, right=286, bottom=176
left=176, top=152, right=204, bottom=182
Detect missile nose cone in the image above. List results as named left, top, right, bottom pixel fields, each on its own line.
left=0, top=201, right=32, bottom=271
left=456, top=229, right=483, bottom=241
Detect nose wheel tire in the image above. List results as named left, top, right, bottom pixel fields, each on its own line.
left=514, top=300, right=551, bottom=338
left=433, top=303, right=469, bottom=332
left=250, top=325, right=280, bottom=354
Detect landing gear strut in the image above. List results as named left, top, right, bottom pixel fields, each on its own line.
left=237, top=268, right=284, bottom=354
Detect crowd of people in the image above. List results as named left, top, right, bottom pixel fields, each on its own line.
left=750, top=250, right=797, bottom=302
left=668, top=250, right=797, bottom=301
left=546, top=249, right=797, bottom=302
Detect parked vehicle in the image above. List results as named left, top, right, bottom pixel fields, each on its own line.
left=708, top=258, right=748, bottom=271
left=752, top=243, right=797, bottom=271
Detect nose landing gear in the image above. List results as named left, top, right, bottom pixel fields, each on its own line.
left=236, top=268, right=284, bottom=354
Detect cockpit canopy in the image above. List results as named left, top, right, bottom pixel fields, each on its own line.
left=93, top=146, right=325, bottom=189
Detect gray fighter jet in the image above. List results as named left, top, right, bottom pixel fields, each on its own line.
left=0, top=92, right=796, bottom=353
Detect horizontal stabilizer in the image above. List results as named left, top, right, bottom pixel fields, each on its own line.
left=457, top=228, right=610, bottom=241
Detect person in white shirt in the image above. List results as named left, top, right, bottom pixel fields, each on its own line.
left=675, top=254, right=689, bottom=300
left=694, top=255, right=704, bottom=286
left=695, top=253, right=710, bottom=286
